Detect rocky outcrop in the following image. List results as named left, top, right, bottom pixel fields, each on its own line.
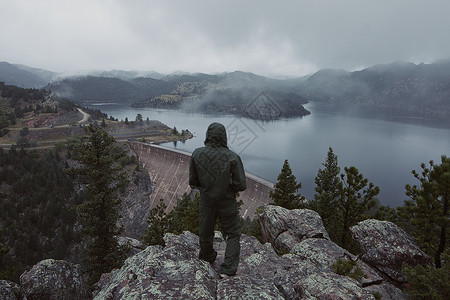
left=92, top=232, right=219, bottom=299
left=92, top=205, right=407, bottom=299
left=295, top=272, right=375, bottom=299
left=258, top=205, right=329, bottom=254
left=0, top=280, right=25, bottom=300
left=290, top=238, right=383, bottom=288
left=17, top=205, right=419, bottom=299
left=350, top=219, right=431, bottom=283
left=19, top=259, right=90, bottom=300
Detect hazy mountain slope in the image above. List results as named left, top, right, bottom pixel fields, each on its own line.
left=13, top=63, right=57, bottom=83
left=294, top=60, right=450, bottom=118
left=0, top=62, right=50, bottom=88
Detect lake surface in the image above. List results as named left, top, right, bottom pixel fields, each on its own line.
left=88, top=102, right=450, bottom=208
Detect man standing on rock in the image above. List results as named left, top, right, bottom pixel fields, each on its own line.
left=189, top=122, right=247, bottom=276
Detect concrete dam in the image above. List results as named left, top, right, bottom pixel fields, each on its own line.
left=129, top=142, right=274, bottom=218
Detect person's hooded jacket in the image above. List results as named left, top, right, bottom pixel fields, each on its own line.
left=189, top=122, right=247, bottom=203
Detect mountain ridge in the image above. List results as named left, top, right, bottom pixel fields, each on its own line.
left=2, top=60, right=450, bottom=120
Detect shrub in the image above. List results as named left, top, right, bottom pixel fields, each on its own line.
left=332, top=257, right=367, bottom=282
left=402, top=250, right=450, bottom=300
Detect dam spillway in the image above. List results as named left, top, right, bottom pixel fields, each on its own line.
left=129, top=142, right=274, bottom=218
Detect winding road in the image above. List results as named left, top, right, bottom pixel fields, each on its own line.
left=76, top=108, right=90, bottom=124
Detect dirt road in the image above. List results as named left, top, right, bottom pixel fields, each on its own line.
left=77, top=108, right=90, bottom=124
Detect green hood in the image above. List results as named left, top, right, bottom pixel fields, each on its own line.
left=190, top=121, right=247, bottom=201
left=204, top=122, right=228, bottom=148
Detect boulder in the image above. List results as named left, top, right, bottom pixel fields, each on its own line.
left=19, top=259, right=90, bottom=300
left=258, top=205, right=329, bottom=253
left=92, top=232, right=219, bottom=299
left=350, top=219, right=431, bottom=283
left=0, top=280, right=25, bottom=300
left=294, top=272, right=375, bottom=300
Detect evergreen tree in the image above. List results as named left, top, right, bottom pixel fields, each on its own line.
left=269, top=159, right=305, bottom=209
left=135, top=113, right=143, bottom=123
left=311, top=147, right=341, bottom=229
left=336, top=166, right=380, bottom=251
left=401, top=156, right=449, bottom=268
left=181, top=193, right=200, bottom=235
left=167, top=193, right=191, bottom=234
left=241, top=215, right=263, bottom=243
left=402, top=249, right=450, bottom=299
left=68, top=125, right=128, bottom=284
left=142, top=199, right=169, bottom=246
left=143, top=193, right=199, bottom=246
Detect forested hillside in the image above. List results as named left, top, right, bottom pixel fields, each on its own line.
left=0, top=147, right=79, bottom=281
left=1, top=82, right=51, bottom=138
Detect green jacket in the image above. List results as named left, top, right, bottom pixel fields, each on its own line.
left=189, top=122, right=247, bottom=202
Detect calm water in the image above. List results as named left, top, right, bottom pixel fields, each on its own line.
left=88, top=102, right=450, bottom=208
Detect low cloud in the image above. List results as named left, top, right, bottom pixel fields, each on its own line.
left=1, top=0, right=450, bottom=77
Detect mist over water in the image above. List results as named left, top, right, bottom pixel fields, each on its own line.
left=89, top=102, right=450, bottom=208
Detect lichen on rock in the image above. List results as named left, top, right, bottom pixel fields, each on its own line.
left=19, top=259, right=90, bottom=300
left=350, top=219, right=431, bottom=283
left=258, top=205, right=329, bottom=254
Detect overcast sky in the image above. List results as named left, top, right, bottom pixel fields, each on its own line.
left=1, top=0, right=450, bottom=77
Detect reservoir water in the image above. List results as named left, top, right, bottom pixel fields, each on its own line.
left=88, top=102, right=450, bottom=208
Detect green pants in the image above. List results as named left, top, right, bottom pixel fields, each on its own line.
left=199, top=197, right=241, bottom=275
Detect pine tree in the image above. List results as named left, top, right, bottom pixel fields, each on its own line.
left=181, top=193, right=200, bottom=235
left=142, top=199, right=169, bottom=246
left=402, top=248, right=450, bottom=299
left=401, top=156, right=449, bottom=268
left=167, top=193, right=191, bottom=234
left=311, top=147, right=341, bottom=230
left=337, top=166, right=380, bottom=251
left=68, top=125, right=128, bottom=284
left=269, top=159, right=305, bottom=209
